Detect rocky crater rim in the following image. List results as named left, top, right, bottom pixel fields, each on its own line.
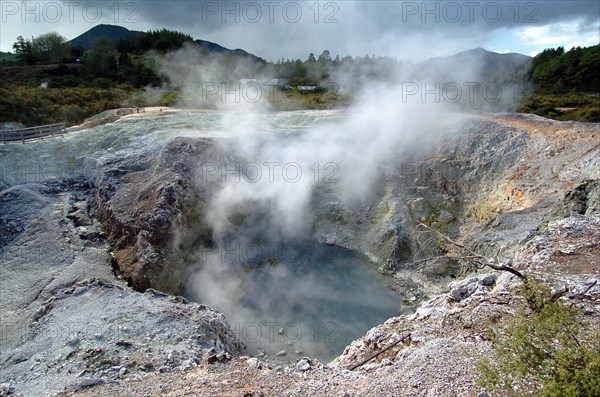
left=1, top=112, right=599, bottom=396
left=92, top=114, right=599, bottom=297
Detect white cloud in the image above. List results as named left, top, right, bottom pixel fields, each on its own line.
left=516, top=19, right=600, bottom=48
left=1, top=1, right=598, bottom=60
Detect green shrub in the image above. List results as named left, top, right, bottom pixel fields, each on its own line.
left=519, top=93, right=600, bottom=122
left=63, top=104, right=84, bottom=124
left=478, top=278, right=600, bottom=396
left=160, top=91, right=179, bottom=107
left=582, top=108, right=600, bottom=122
left=92, top=78, right=113, bottom=89
left=0, top=84, right=132, bottom=126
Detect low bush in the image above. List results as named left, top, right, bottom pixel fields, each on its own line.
left=478, top=278, right=600, bottom=396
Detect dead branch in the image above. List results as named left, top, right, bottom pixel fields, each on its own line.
left=567, top=279, right=597, bottom=300
left=483, top=261, right=526, bottom=280
left=409, top=255, right=489, bottom=266
left=348, top=333, right=411, bottom=371
left=412, top=219, right=526, bottom=280
left=550, top=286, right=569, bottom=302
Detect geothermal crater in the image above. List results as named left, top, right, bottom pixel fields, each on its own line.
left=1, top=110, right=598, bottom=395
left=90, top=111, right=599, bottom=363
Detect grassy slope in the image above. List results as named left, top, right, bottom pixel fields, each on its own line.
left=0, top=84, right=132, bottom=126
left=519, top=93, right=600, bottom=122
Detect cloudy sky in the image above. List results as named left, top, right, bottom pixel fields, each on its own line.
left=1, top=0, right=598, bottom=61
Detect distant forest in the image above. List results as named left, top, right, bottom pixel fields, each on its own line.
left=2, top=28, right=397, bottom=89
left=529, top=45, right=600, bottom=94
left=521, top=45, right=600, bottom=121
left=1, top=27, right=599, bottom=125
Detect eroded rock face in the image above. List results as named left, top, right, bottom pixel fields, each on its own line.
left=91, top=115, right=600, bottom=298
left=312, top=114, right=599, bottom=290
left=92, top=138, right=233, bottom=293
left=1, top=278, right=243, bottom=396
left=561, top=179, right=600, bottom=216
left=0, top=178, right=244, bottom=397
left=332, top=215, right=599, bottom=397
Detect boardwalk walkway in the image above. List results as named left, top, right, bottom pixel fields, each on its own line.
left=0, top=123, right=66, bottom=144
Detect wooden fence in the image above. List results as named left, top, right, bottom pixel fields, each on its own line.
left=0, top=123, right=66, bottom=144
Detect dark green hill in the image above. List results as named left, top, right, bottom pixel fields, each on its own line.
left=195, top=39, right=266, bottom=63
left=529, top=45, right=600, bottom=94
left=0, top=51, right=17, bottom=66
left=417, top=47, right=532, bottom=86
left=69, top=24, right=144, bottom=49
left=69, top=24, right=266, bottom=62
left=0, top=51, right=17, bottom=61
left=519, top=45, right=600, bottom=122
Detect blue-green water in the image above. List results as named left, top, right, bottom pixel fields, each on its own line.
left=0, top=110, right=342, bottom=185
left=184, top=242, right=400, bottom=363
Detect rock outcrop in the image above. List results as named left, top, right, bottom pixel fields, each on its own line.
left=2, top=279, right=243, bottom=396
left=2, top=113, right=598, bottom=396
left=90, top=113, right=599, bottom=302
left=0, top=179, right=244, bottom=397
left=69, top=214, right=599, bottom=397
left=92, top=138, right=234, bottom=293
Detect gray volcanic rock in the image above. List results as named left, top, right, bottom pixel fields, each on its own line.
left=1, top=278, right=243, bottom=396
left=91, top=115, right=600, bottom=299
left=561, top=179, right=600, bottom=216
left=92, top=137, right=233, bottom=293
left=311, top=114, right=599, bottom=287
left=0, top=172, right=243, bottom=397
left=331, top=215, right=599, bottom=397
left=0, top=181, right=113, bottom=354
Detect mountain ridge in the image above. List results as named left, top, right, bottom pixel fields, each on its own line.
left=69, top=24, right=266, bottom=63
left=69, top=24, right=528, bottom=66
left=68, top=24, right=145, bottom=49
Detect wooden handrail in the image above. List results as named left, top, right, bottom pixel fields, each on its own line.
left=0, top=123, right=66, bottom=133
left=0, top=123, right=66, bottom=144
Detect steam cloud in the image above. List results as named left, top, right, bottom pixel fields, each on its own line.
left=157, top=45, right=516, bottom=359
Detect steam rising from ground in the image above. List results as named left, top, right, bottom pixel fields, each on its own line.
left=161, top=46, right=507, bottom=358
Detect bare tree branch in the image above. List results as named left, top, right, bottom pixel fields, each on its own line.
left=483, top=261, right=526, bottom=280
left=567, top=279, right=597, bottom=300
left=348, top=333, right=411, bottom=371
left=411, top=219, right=526, bottom=280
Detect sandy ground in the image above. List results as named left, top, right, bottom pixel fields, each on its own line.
left=67, top=107, right=191, bottom=132
left=119, top=106, right=183, bottom=120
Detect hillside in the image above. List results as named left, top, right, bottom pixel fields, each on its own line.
left=2, top=23, right=599, bottom=125
left=68, top=24, right=145, bottom=49
left=410, top=47, right=532, bottom=112
left=195, top=39, right=266, bottom=63
left=423, top=47, right=531, bottom=72
left=0, top=25, right=270, bottom=126
left=529, top=44, right=600, bottom=94
left=416, top=47, right=531, bottom=85
left=519, top=45, right=600, bottom=121
left=0, top=51, right=17, bottom=63
left=68, top=24, right=267, bottom=62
